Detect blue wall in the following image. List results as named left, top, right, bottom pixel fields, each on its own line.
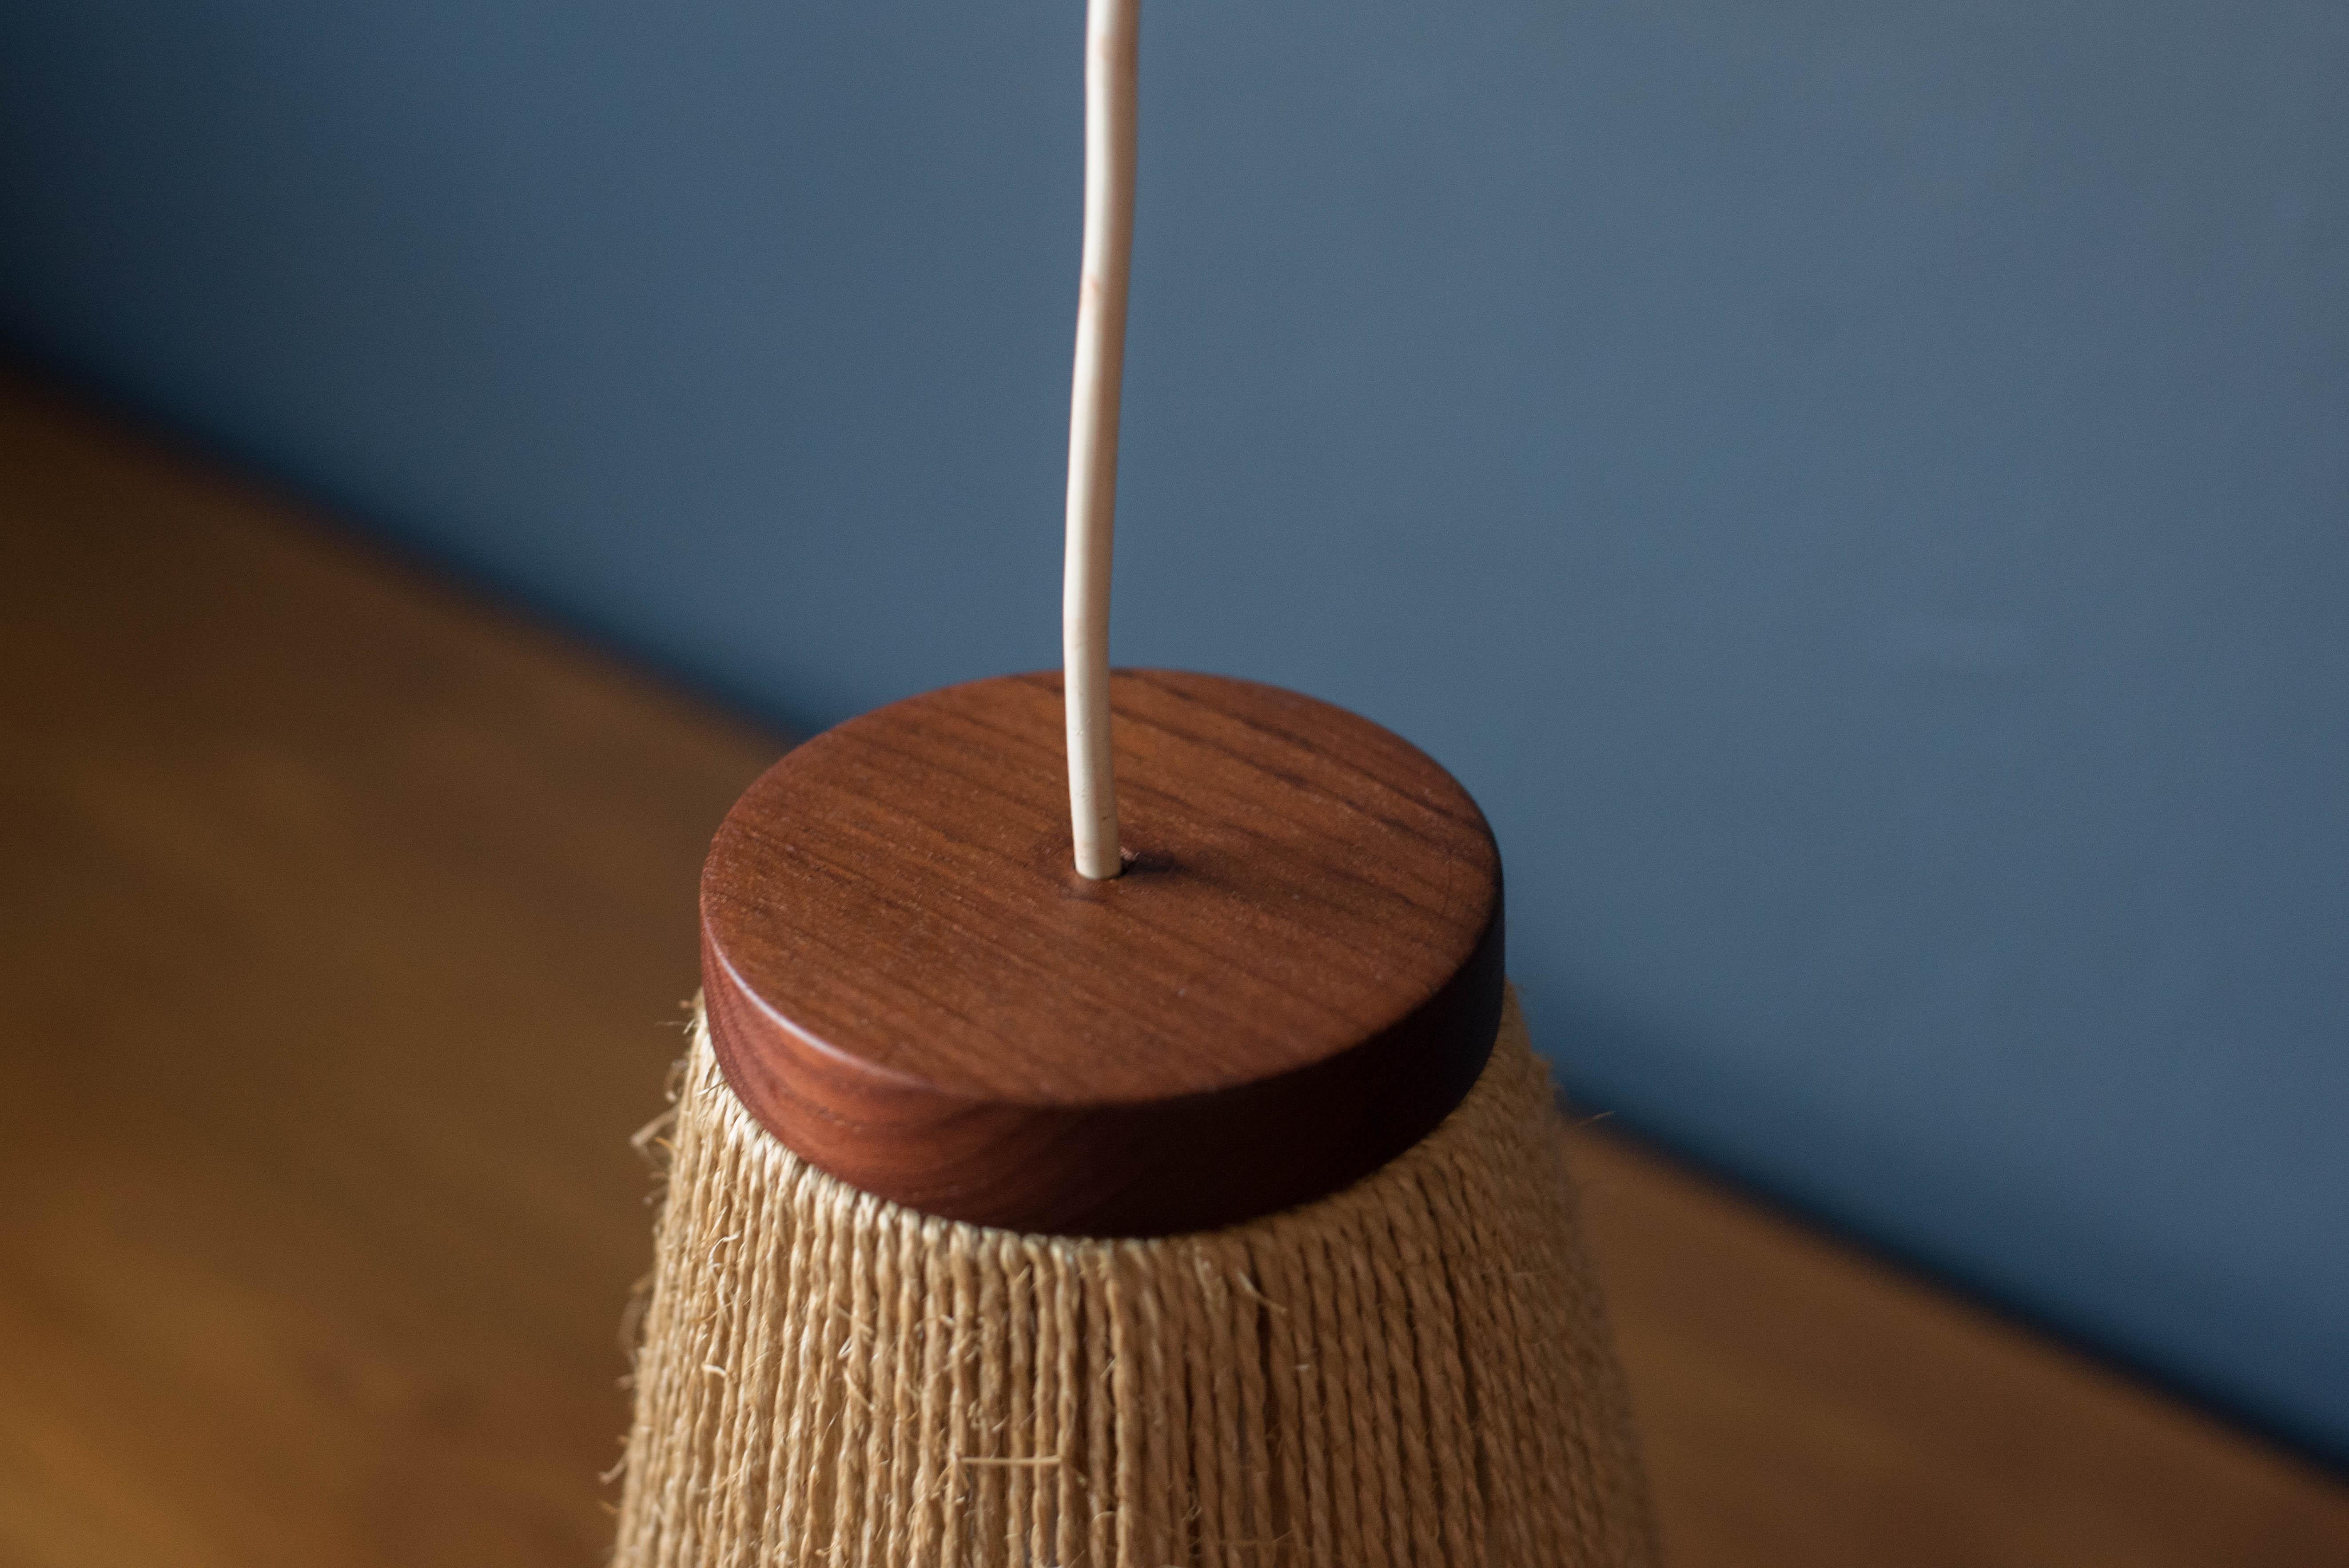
left=5, top=0, right=2345, bottom=1460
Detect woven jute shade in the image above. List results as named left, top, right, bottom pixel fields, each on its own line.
left=612, top=994, right=1656, bottom=1566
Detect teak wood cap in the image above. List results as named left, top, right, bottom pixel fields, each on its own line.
left=699, top=669, right=1504, bottom=1237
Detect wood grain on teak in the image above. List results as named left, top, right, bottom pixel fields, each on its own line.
left=2, top=369, right=2345, bottom=1567
left=701, top=669, right=1503, bottom=1234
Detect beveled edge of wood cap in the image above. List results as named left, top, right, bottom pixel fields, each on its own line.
left=699, top=669, right=1504, bottom=1237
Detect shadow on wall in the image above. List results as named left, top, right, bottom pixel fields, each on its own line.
left=2, top=0, right=2344, bottom=1463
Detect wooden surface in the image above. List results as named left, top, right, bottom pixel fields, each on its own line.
left=2, top=370, right=2345, bottom=1566
left=702, top=668, right=1501, bottom=1234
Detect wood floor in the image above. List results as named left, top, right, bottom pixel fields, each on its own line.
left=2, top=372, right=2342, bottom=1565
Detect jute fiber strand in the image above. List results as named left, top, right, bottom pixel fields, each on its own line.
left=613, top=992, right=1657, bottom=1567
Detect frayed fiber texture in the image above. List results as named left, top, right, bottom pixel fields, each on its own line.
left=613, top=993, right=1656, bottom=1566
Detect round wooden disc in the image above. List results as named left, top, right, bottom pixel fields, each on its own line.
left=699, top=669, right=1504, bottom=1236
